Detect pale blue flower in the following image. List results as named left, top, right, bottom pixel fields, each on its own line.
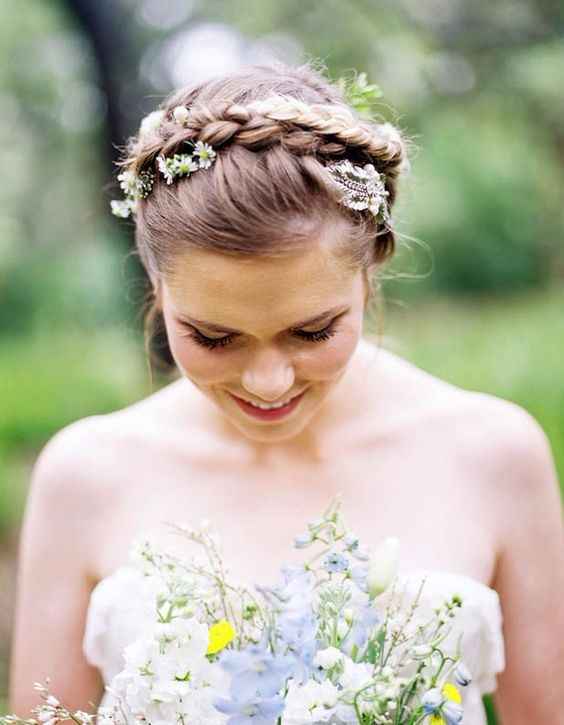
left=218, top=637, right=293, bottom=699
left=323, top=551, right=349, bottom=573
left=421, top=688, right=443, bottom=714
left=293, top=533, right=313, bottom=549
left=442, top=700, right=464, bottom=725
left=213, top=692, right=285, bottom=725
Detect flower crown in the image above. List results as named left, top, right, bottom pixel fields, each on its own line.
left=110, top=74, right=391, bottom=225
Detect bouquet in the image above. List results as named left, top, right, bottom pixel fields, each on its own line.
left=3, top=496, right=472, bottom=725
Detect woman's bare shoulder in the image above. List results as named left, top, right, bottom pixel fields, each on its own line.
left=378, top=347, right=549, bottom=458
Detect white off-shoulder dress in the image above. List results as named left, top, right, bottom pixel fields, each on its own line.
left=83, top=565, right=505, bottom=725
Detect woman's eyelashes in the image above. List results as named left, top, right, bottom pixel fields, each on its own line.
left=178, top=319, right=340, bottom=351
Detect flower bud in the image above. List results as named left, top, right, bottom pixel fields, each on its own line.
left=454, top=661, right=473, bottom=687
left=343, top=607, right=354, bottom=624
left=173, top=105, right=190, bottom=125
left=421, top=688, right=444, bottom=714
left=366, top=537, right=400, bottom=599
left=139, top=110, right=165, bottom=138
left=412, top=644, right=433, bottom=657
left=293, top=533, right=312, bottom=549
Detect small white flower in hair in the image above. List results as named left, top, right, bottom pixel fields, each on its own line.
left=117, top=169, right=138, bottom=196
left=173, top=105, right=190, bottom=125
left=157, top=154, right=175, bottom=184
left=193, top=140, right=217, bottom=169
left=139, top=109, right=165, bottom=138
left=110, top=199, right=136, bottom=218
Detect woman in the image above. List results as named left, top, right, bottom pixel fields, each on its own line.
left=8, top=61, right=564, bottom=724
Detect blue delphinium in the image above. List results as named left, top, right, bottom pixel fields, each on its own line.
left=213, top=692, right=286, bottom=725
left=257, top=565, right=320, bottom=685
left=343, top=601, right=381, bottom=656
left=214, top=634, right=293, bottom=725
left=217, top=634, right=294, bottom=700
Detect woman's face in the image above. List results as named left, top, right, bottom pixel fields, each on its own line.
left=159, top=239, right=369, bottom=445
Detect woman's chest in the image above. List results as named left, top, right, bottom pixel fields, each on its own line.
left=91, top=427, right=499, bottom=589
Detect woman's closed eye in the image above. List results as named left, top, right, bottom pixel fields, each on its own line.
left=179, top=319, right=340, bottom=351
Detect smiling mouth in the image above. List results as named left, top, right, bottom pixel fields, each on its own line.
left=230, top=390, right=306, bottom=409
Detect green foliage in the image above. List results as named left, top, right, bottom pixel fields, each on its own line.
left=0, top=327, right=148, bottom=452
left=337, top=71, right=384, bottom=119
left=392, top=99, right=561, bottom=295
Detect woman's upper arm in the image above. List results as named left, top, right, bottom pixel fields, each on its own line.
left=490, top=405, right=564, bottom=723
left=9, top=420, right=105, bottom=717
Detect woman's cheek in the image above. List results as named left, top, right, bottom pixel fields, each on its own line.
left=295, top=326, right=359, bottom=381
left=168, top=331, right=230, bottom=381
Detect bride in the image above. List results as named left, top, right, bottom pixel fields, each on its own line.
left=8, top=60, right=564, bottom=724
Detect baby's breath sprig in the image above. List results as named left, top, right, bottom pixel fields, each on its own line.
left=0, top=679, right=111, bottom=725
left=110, top=167, right=155, bottom=219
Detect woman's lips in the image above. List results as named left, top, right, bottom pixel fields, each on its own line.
left=229, top=389, right=307, bottom=421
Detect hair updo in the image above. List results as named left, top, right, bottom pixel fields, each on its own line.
left=113, top=60, right=412, bottom=375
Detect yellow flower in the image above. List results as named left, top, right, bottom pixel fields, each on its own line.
left=428, top=682, right=462, bottom=723
left=207, top=619, right=235, bottom=654
left=442, top=682, right=462, bottom=703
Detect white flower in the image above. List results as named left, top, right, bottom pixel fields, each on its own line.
left=110, top=199, right=135, bottom=218
left=172, top=154, right=199, bottom=176
left=193, top=140, right=217, bottom=169
left=313, top=646, right=344, bottom=669
left=157, top=155, right=174, bottom=184
left=117, top=170, right=138, bottom=195
left=139, top=110, right=165, bottom=138
left=123, top=637, right=158, bottom=670
left=338, top=657, right=373, bottom=694
left=173, top=105, right=190, bottom=125
left=282, top=678, right=339, bottom=724
left=37, top=711, right=55, bottom=723
left=366, top=537, right=400, bottom=599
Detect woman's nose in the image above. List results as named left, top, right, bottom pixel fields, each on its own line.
left=241, top=348, right=296, bottom=402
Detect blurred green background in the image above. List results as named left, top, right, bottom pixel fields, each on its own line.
left=1, top=1, right=563, bottom=722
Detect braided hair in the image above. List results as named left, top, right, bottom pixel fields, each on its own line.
left=113, top=60, right=412, bottom=374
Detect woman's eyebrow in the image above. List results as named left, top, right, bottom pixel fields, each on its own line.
left=177, top=305, right=349, bottom=334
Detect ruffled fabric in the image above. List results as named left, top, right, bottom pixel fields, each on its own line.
left=83, top=566, right=160, bottom=686
left=83, top=565, right=505, bottom=725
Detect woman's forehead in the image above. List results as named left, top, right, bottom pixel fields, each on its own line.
left=164, top=244, right=355, bottom=298
left=161, top=248, right=363, bottom=335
